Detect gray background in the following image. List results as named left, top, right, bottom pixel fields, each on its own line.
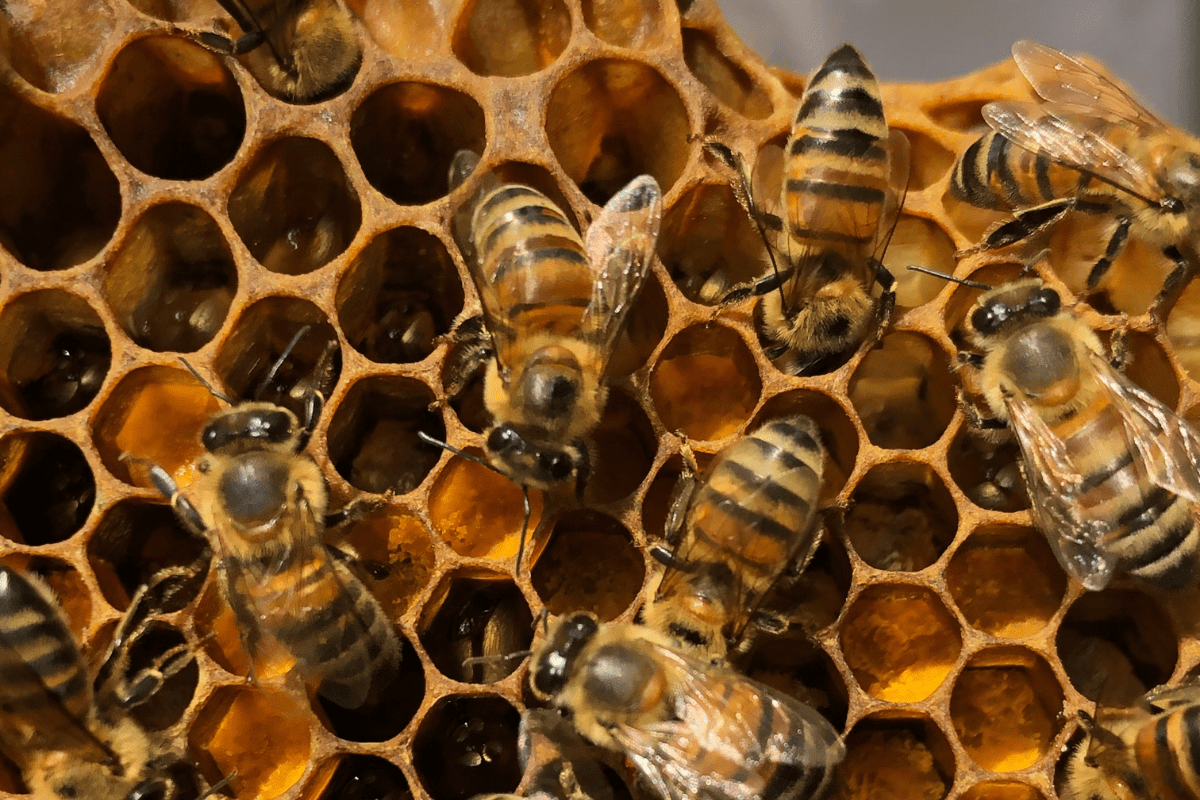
left=719, top=0, right=1200, bottom=132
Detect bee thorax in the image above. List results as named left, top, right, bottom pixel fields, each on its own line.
left=1000, top=324, right=1080, bottom=402
left=582, top=644, right=664, bottom=713
left=218, top=453, right=290, bottom=527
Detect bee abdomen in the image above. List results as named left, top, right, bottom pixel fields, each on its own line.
left=949, top=130, right=1089, bottom=211
left=0, top=568, right=89, bottom=718
left=1135, top=704, right=1200, bottom=800
left=1107, top=486, right=1198, bottom=590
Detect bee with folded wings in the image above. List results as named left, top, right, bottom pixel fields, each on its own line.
left=706, top=43, right=909, bottom=376
left=0, top=566, right=204, bottom=800
left=1061, top=680, right=1200, bottom=800
left=441, top=151, right=662, bottom=565
left=950, top=40, right=1200, bottom=316
left=953, top=275, right=1200, bottom=590
left=643, top=415, right=826, bottom=665
left=146, top=336, right=400, bottom=709
left=529, top=613, right=844, bottom=800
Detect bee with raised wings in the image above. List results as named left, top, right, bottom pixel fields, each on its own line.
left=0, top=566, right=203, bottom=800
left=950, top=40, right=1200, bottom=315
left=949, top=274, right=1200, bottom=590
left=440, top=151, right=662, bottom=564
left=146, top=333, right=400, bottom=709
left=707, top=42, right=909, bottom=376
left=529, top=613, right=843, bottom=800
left=185, top=0, right=361, bottom=103
left=1061, top=680, right=1200, bottom=800
left=643, top=415, right=826, bottom=665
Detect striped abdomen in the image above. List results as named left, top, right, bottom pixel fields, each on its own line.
left=949, top=130, right=1092, bottom=211
left=241, top=551, right=399, bottom=709
left=472, top=184, right=592, bottom=342
left=1050, top=394, right=1199, bottom=589
left=0, top=567, right=90, bottom=726
left=783, top=43, right=890, bottom=261
left=1134, top=703, right=1200, bottom=800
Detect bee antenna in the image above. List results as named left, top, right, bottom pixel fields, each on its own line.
left=461, top=650, right=532, bottom=670
left=906, top=265, right=993, bottom=290
left=198, top=769, right=237, bottom=799
left=534, top=607, right=550, bottom=634
left=255, top=325, right=312, bottom=402
left=178, top=358, right=234, bottom=405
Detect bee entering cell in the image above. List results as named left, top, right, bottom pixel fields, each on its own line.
left=0, top=432, right=95, bottom=545
left=531, top=511, right=644, bottom=621
left=419, top=573, right=534, bottom=684
left=949, top=648, right=1065, bottom=772
left=0, top=290, right=111, bottom=420
left=843, top=461, right=957, bottom=572
left=1056, top=589, right=1176, bottom=707
left=337, top=227, right=464, bottom=365
left=837, top=714, right=955, bottom=800
left=327, top=376, right=445, bottom=495
left=412, top=695, right=522, bottom=800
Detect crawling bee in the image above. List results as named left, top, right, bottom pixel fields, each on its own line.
left=1061, top=680, right=1200, bottom=800
left=475, top=708, right=615, bottom=800
left=442, top=151, right=661, bottom=563
left=643, top=415, right=826, bottom=665
left=187, top=0, right=361, bottom=103
left=708, top=43, right=909, bottom=375
left=529, top=613, right=844, bottom=800
left=147, top=334, right=400, bottom=708
left=0, top=566, right=201, bottom=800
left=952, top=274, right=1200, bottom=590
left=950, top=40, right=1200, bottom=315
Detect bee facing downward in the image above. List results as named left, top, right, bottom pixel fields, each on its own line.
left=147, top=336, right=400, bottom=709
left=950, top=40, right=1200, bottom=316
left=952, top=274, right=1200, bottom=590
left=0, top=566, right=201, bottom=800
left=643, top=415, right=826, bottom=665
left=529, top=613, right=844, bottom=800
left=1061, top=680, right=1200, bottom=800
left=441, top=151, right=661, bottom=559
left=187, top=0, right=362, bottom=104
left=708, top=42, right=909, bottom=376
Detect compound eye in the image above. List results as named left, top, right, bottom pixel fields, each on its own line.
left=1029, top=288, right=1061, bottom=317
left=126, top=779, right=168, bottom=800
left=201, top=424, right=222, bottom=451
left=487, top=426, right=522, bottom=455
left=541, top=452, right=573, bottom=482
left=970, top=304, right=1005, bottom=335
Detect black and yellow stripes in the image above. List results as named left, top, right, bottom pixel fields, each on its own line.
left=1136, top=703, right=1200, bottom=800
left=473, top=184, right=593, bottom=339
left=949, top=130, right=1092, bottom=210
left=0, top=567, right=89, bottom=721
left=784, top=43, right=890, bottom=250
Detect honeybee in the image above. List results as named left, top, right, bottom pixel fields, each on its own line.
left=0, top=565, right=201, bottom=800
left=529, top=613, right=844, bottom=800
left=187, top=0, right=361, bottom=103
left=147, top=336, right=400, bottom=709
left=643, top=415, right=826, bottom=665
left=953, top=275, right=1200, bottom=590
left=476, top=709, right=615, bottom=800
left=1061, top=681, right=1200, bottom=800
left=949, top=40, right=1200, bottom=315
left=708, top=43, right=909, bottom=376
left=442, top=151, right=661, bottom=562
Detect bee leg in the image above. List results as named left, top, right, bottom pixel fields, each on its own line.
left=866, top=263, right=897, bottom=350
left=1108, top=322, right=1130, bottom=371
left=558, top=762, right=589, bottom=800
left=324, top=491, right=392, bottom=530
left=956, top=198, right=1075, bottom=258
left=1083, top=213, right=1132, bottom=292
left=1150, top=244, right=1192, bottom=323
left=145, top=462, right=208, bottom=537
left=118, top=640, right=196, bottom=709
left=958, top=389, right=1007, bottom=432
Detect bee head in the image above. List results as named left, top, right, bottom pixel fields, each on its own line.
left=202, top=404, right=300, bottom=454
left=1162, top=149, right=1200, bottom=214
left=969, top=280, right=1060, bottom=337
left=530, top=613, right=599, bottom=700
left=485, top=425, right=580, bottom=489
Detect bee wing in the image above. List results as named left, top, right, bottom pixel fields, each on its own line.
left=1004, top=392, right=1118, bottom=590
left=1011, top=41, right=1164, bottom=128
left=1143, top=679, right=1200, bottom=712
left=581, top=175, right=662, bottom=371
left=1089, top=352, right=1200, bottom=504
left=982, top=100, right=1161, bottom=203
left=610, top=644, right=843, bottom=800
left=871, top=128, right=911, bottom=262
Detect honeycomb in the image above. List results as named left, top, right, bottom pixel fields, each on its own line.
left=0, top=1, right=1198, bottom=800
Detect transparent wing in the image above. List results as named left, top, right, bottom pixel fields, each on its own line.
left=1143, top=678, right=1200, bottom=712
left=610, top=642, right=843, bottom=800
left=874, top=128, right=911, bottom=259
left=1011, top=40, right=1164, bottom=127
left=1090, top=352, right=1200, bottom=503
left=1004, top=392, right=1117, bottom=590
left=581, top=175, right=662, bottom=373
left=983, top=100, right=1160, bottom=203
